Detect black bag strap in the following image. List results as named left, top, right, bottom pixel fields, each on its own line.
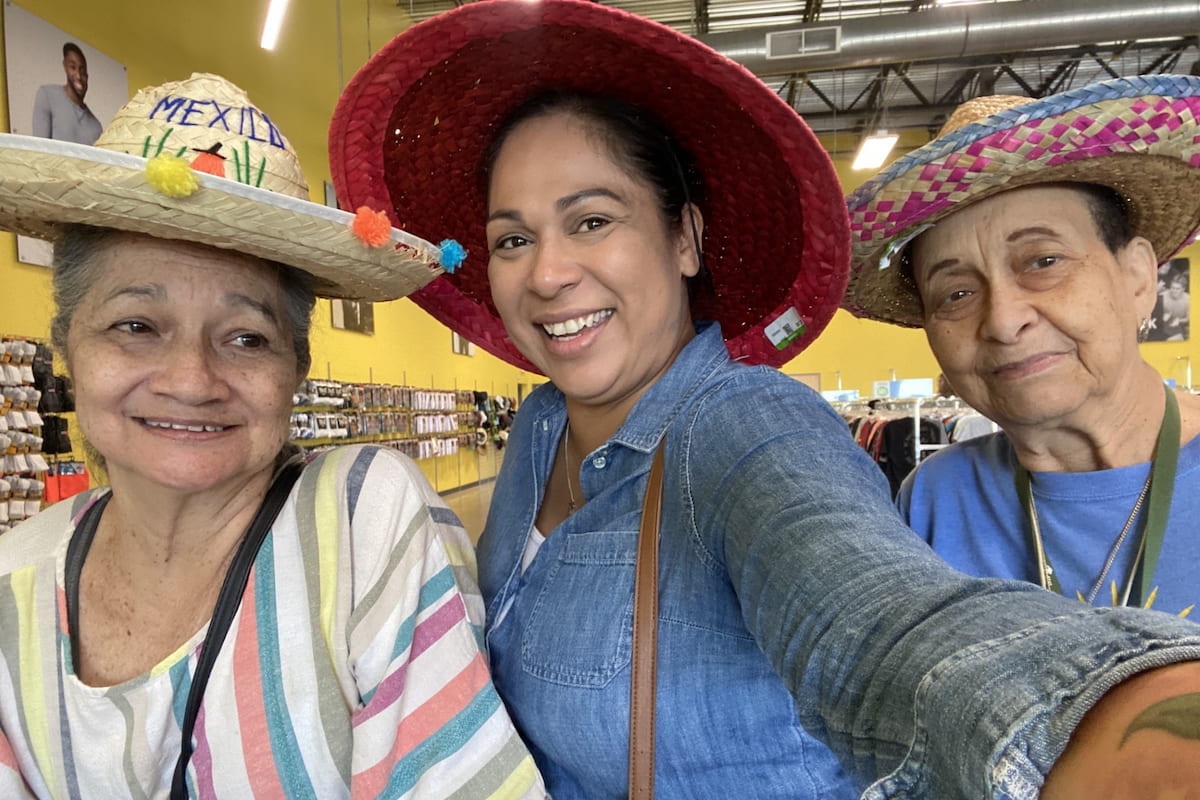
left=170, top=461, right=303, bottom=799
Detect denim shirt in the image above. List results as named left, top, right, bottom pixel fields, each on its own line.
left=478, top=323, right=1200, bottom=799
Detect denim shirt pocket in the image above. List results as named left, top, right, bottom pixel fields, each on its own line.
left=521, top=528, right=638, bottom=687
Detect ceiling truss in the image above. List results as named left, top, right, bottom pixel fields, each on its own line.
left=394, top=0, right=1200, bottom=136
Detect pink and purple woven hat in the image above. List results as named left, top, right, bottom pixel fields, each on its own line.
left=844, top=74, right=1200, bottom=327
left=328, top=0, right=850, bottom=372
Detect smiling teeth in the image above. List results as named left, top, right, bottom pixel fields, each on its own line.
left=144, top=420, right=226, bottom=432
left=542, top=310, right=613, bottom=338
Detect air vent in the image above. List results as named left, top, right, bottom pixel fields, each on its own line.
left=765, top=26, right=841, bottom=59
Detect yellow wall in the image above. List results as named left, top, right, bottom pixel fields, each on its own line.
left=3, top=0, right=1198, bottom=439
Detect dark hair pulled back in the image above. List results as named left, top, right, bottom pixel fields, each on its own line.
left=482, top=89, right=711, bottom=287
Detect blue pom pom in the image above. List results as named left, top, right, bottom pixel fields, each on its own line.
left=438, top=239, right=467, bottom=273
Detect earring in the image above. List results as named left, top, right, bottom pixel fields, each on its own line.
left=1137, top=317, right=1155, bottom=342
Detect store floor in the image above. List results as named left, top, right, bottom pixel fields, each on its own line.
left=441, top=479, right=496, bottom=544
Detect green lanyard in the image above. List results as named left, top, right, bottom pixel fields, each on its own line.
left=1014, top=387, right=1180, bottom=607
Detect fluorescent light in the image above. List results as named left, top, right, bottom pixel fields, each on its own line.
left=260, top=0, right=290, bottom=50
left=852, top=130, right=899, bottom=171
left=936, top=0, right=985, bottom=5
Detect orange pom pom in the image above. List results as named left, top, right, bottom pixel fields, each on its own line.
left=352, top=206, right=392, bottom=248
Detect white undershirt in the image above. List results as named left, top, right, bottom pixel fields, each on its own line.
left=493, top=526, right=547, bottom=631
left=521, top=526, right=546, bottom=574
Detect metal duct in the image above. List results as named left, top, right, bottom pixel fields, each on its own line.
left=698, top=0, right=1200, bottom=76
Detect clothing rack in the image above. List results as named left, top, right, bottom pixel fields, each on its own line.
left=909, top=397, right=961, bottom=465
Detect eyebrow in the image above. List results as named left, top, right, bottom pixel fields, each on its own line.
left=102, top=284, right=163, bottom=303
left=917, top=257, right=957, bottom=286
left=556, top=187, right=623, bottom=212
left=486, top=187, right=626, bottom=224
left=918, top=224, right=1065, bottom=283
left=100, top=284, right=280, bottom=323
left=226, top=293, right=280, bottom=324
left=1006, top=225, right=1061, bottom=242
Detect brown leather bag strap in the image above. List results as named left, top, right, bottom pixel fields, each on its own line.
left=629, top=441, right=666, bottom=800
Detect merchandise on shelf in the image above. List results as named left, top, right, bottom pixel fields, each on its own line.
left=0, top=337, right=68, bottom=533
left=289, top=378, right=492, bottom=460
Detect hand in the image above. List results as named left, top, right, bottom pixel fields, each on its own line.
left=1043, top=662, right=1200, bottom=799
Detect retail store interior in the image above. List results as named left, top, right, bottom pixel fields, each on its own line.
left=3, top=0, right=1198, bottom=538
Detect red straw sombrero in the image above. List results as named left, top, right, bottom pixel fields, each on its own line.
left=845, top=75, right=1200, bottom=327
left=329, top=0, right=849, bottom=371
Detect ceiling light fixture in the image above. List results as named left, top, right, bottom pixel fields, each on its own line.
left=852, top=130, right=899, bottom=171
left=260, top=0, right=291, bottom=51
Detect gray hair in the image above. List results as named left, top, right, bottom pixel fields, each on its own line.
left=50, top=225, right=316, bottom=375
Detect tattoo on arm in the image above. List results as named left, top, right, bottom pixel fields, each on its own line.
left=1120, top=692, right=1200, bottom=747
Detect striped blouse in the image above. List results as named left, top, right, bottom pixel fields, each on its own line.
left=0, top=445, right=546, bottom=799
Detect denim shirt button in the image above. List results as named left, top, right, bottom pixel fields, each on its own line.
left=592, top=456, right=607, bottom=469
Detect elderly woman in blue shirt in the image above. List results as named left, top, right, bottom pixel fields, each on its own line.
left=845, top=79, right=1200, bottom=620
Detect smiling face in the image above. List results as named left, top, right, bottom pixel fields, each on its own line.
left=911, top=184, right=1158, bottom=430
left=62, top=49, right=88, bottom=104
left=485, top=112, right=700, bottom=416
left=64, top=233, right=303, bottom=495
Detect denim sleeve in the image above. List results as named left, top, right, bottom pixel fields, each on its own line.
left=683, top=371, right=1200, bottom=798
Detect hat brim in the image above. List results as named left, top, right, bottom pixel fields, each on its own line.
left=0, top=134, right=444, bottom=301
left=845, top=76, right=1200, bottom=327
left=330, top=0, right=849, bottom=372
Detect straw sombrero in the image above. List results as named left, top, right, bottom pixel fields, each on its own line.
left=328, top=0, right=849, bottom=371
left=844, top=74, right=1200, bottom=327
left=0, top=73, right=456, bottom=301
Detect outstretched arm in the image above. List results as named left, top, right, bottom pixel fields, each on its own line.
left=31, top=86, right=52, bottom=139
left=1044, top=662, right=1200, bottom=798
left=684, top=372, right=1200, bottom=797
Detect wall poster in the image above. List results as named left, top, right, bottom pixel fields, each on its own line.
left=4, top=1, right=129, bottom=266
left=1147, top=257, right=1190, bottom=342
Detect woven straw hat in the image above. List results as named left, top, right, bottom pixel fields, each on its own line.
left=329, top=0, right=849, bottom=371
left=0, top=73, right=451, bottom=301
left=844, top=75, right=1200, bottom=327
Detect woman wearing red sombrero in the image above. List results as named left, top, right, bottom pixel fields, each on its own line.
left=332, top=4, right=1200, bottom=797
left=846, top=78, right=1200, bottom=617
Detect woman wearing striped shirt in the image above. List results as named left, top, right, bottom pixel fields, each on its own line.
left=0, top=74, right=545, bottom=800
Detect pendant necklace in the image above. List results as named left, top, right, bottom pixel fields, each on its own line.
left=563, top=423, right=579, bottom=514
left=1014, top=386, right=1180, bottom=607
left=1025, top=471, right=1150, bottom=604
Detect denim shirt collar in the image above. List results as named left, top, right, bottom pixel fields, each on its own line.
left=530, top=321, right=732, bottom=453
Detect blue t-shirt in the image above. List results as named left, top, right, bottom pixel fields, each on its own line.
left=898, top=431, right=1200, bottom=616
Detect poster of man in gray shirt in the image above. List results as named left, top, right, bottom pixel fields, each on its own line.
left=31, top=42, right=102, bottom=145
left=5, top=5, right=127, bottom=265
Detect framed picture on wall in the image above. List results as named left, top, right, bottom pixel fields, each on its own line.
left=1147, top=257, right=1190, bottom=342
left=331, top=299, right=375, bottom=335
left=3, top=1, right=129, bottom=267
left=451, top=332, right=475, bottom=356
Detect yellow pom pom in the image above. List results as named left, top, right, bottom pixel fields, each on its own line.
left=144, top=152, right=199, bottom=198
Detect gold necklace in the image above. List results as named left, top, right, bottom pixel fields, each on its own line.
left=563, top=423, right=578, bottom=514
left=1027, top=470, right=1152, bottom=604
